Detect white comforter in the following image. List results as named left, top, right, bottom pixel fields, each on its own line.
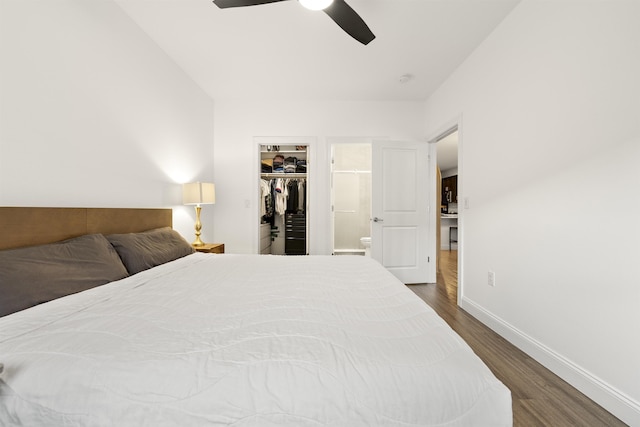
left=0, top=254, right=511, bottom=426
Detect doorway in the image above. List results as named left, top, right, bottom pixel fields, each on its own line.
left=330, top=138, right=432, bottom=283
left=256, top=136, right=313, bottom=256
left=436, top=129, right=459, bottom=299
left=330, top=141, right=372, bottom=256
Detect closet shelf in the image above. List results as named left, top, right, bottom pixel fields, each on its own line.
left=261, top=173, right=307, bottom=178
left=261, top=150, right=306, bottom=154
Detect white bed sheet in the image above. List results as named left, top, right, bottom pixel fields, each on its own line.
left=0, top=254, right=511, bottom=426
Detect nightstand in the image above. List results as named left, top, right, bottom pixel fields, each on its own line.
left=193, top=243, right=224, bottom=254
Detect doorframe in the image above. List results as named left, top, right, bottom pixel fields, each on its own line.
left=327, top=137, right=373, bottom=256
left=253, top=136, right=317, bottom=255
left=427, top=116, right=463, bottom=305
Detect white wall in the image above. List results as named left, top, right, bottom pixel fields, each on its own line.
left=441, top=168, right=458, bottom=179
left=424, top=1, right=640, bottom=424
left=0, top=0, right=215, bottom=241
left=213, top=100, right=425, bottom=254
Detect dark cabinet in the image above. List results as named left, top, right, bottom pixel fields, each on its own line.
left=285, top=213, right=306, bottom=255
left=442, top=175, right=458, bottom=206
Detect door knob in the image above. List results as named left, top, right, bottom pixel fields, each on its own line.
left=373, top=217, right=384, bottom=222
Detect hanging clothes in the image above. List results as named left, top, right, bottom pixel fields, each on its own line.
left=287, top=180, right=299, bottom=213
left=297, top=180, right=306, bottom=212
left=274, top=178, right=288, bottom=216
left=260, top=179, right=271, bottom=217
left=262, top=177, right=306, bottom=218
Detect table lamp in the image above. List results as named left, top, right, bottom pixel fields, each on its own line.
left=183, top=182, right=215, bottom=246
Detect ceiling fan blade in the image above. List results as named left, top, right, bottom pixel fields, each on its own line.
left=213, top=0, right=287, bottom=8
left=323, top=0, right=375, bottom=45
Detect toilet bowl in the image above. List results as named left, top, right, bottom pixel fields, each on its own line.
left=360, top=237, right=371, bottom=257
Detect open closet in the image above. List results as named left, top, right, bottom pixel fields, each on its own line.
left=259, top=144, right=308, bottom=255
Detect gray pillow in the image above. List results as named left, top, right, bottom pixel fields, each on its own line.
left=0, top=234, right=129, bottom=317
left=106, top=227, right=195, bottom=275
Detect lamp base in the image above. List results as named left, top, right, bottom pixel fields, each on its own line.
left=192, top=205, right=206, bottom=247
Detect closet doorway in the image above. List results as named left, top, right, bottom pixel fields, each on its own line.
left=330, top=140, right=372, bottom=256
left=257, top=138, right=311, bottom=256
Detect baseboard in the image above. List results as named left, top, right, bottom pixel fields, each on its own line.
left=333, top=249, right=365, bottom=256
left=460, top=296, right=640, bottom=426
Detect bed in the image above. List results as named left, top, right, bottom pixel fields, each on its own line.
left=0, top=207, right=512, bottom=426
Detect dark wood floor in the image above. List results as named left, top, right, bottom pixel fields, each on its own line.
left=409, top=250, right=627, bottom=427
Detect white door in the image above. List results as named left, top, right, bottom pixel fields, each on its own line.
left=371, top=140, right=431, bottom=283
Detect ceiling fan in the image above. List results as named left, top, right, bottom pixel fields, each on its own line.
left=212, top=0, right=375, bottom=45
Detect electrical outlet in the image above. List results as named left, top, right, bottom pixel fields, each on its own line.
left=488, top=271, right=496, bottom=287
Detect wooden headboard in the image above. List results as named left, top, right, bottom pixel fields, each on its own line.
left=0, top=207, right=172, bottom=251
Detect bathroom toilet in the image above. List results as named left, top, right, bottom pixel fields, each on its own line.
left=360, top=237, right=371, bottom=257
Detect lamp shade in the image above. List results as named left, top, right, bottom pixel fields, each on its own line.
left=183, top=182, right=215, bottom=205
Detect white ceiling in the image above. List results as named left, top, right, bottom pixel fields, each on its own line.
left=114, top=0, right=520, bottom=101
